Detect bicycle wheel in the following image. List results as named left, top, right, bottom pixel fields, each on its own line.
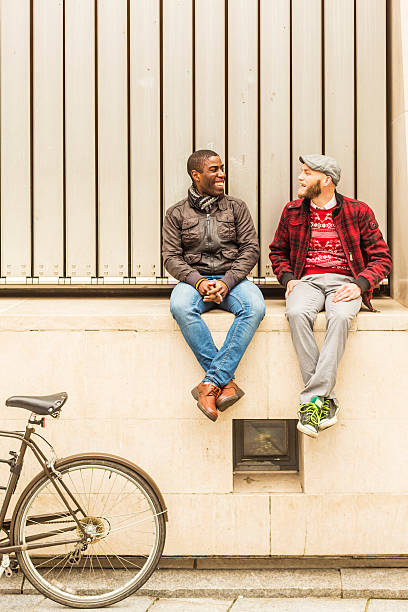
left=12, top=456, right=166, bottom=608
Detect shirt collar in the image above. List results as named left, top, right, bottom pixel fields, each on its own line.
left=311, top=193, right=336, bottom=210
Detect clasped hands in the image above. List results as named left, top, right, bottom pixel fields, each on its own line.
left=198, top=279, right=228, bottom=304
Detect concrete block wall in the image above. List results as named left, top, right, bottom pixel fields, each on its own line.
left=0, top=296, right=407, bottom=556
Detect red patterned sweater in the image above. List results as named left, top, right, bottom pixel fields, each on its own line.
left=303, top=206, right=352, bottom=277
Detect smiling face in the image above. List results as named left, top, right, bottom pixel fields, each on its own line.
left=297, top=163, right=329, bottom=199
left=191, top=156, right=226, bottom=197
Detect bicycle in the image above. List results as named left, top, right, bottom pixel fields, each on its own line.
left=0, top=391, right=167, bottom=608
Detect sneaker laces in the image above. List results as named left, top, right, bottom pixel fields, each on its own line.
left=319, top=399, right=330, bottom=419
left=298, top=403, right=320, bottom=426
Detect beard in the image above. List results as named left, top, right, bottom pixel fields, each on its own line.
left=298, top=180, right=322, bottom=200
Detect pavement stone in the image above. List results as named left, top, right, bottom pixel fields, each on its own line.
left=231, top=598, right=367, bottom=611
left=140, top=569, right=341, bottom=598
left=34, top=596, right=154, bottom=610
left=369, top=601, right=408, bottom=611
left=150, top=598, right=233, bottom=611
left=1, top=572, right=37, bottom=594
left=0, top=593, right=155, bottom=611
left=342, top=569, right=408, bottom=599
left=0, top=594, right=44, bottom=610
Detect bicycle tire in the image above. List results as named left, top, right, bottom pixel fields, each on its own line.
left=11, top=456, right=166, bottom=608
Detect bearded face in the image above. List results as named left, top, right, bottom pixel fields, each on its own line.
left=297, top=178, right=322, bottom=200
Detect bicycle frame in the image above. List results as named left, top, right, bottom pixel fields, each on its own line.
left=0, top=417, right=88, bottom=555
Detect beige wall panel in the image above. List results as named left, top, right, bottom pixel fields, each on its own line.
left=270, top=493, right=408, bottom=556
left=130, top=0, right=160, bottom=278
left=194, top=0, right=225, bottom=160
left=228, top=0, right=258, bottom=227
left=65, top=0, right=96, bottom=278
left=390, top=0, right=408, bottom=121
left=163, top=0, right=193, bottom=210
left=303, top=416, right=408, bottom=494
left=260, top=0, right=290, bottom=276
left=98, top=0, right=128, bottom=276
left=356, top=0, right=387, bottom=235
left=292, top=0, right=322, bottom=197
left=0, top=0, right=31, bottom=277
left=324, top=0, right=354, bottom=197
left=33, top=0, right=63, bottom=277
left=390, top=0, right=408, bottom=307
left=165, top=493, right=270, bottom=555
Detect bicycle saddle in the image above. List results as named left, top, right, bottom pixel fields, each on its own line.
left=6, top=392, right=68, bottom=416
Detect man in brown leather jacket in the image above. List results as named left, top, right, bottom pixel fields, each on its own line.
left=162, top=150, right=265, bottom=422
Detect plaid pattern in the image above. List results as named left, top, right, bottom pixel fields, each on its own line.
left=269, top=192, right=392, bottom=311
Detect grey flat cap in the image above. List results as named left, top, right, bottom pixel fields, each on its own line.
left=299, top=154, right=341, bottom=186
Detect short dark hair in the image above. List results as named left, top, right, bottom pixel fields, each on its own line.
left=187, top=149, right=219, bottom=179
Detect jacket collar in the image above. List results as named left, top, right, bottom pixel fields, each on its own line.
left=300, top=190, right=343, bottom=216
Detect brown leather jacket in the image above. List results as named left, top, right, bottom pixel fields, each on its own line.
left=162, top=195, right=259, bottom=290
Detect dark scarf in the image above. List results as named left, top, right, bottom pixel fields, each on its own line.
left=188, top=184, right=221, bottom=213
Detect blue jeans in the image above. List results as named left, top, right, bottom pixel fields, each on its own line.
left=170, top=277, right=265, bottom=388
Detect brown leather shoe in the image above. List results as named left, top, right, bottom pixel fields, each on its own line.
left=216, top=380, right=245, bottom=412
left=191, top=382, right=221, bottom=422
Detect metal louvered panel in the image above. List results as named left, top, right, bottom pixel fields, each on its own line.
left=356, top=0, right=387, bottom=236
left=0, top=0, right=388, bottom=287
left=65, top=0, right=96, bottom=278
left=130, top=0, right=161, bottom=278
left=259, top=0, right=290, bottom=277
left=97, top=0, right=128, bottom=277
left=0, top=0, right=31, bottom=278
left=33, top=0, right=64, bottom=278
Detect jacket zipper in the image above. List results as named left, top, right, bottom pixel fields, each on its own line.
left=298, top=215, right=311, bottom=278
left=207, top=213, right=214, bottom=273
left=334, top=218, right=354, bottom=274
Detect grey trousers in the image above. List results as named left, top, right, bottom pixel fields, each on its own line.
left=286, top=274, right=362, bottom=404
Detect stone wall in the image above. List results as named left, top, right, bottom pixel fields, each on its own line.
left=0, top=297, right=406, bottom=556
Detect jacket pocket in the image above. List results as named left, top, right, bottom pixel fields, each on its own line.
left=222, top=248, right=239, bottom=260
left=181, top=217, right=200, bottom=246
left=216, top=211, right=236, bottom=241
left=184, top=252, right=202, bottom=265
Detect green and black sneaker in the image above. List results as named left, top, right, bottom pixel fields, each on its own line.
left=297, top=396, right=324, bottom=438
left=319, top=398, right=340, bottom=431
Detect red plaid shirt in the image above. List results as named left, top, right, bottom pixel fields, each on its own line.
left=269, top=192, right=392, bottom=311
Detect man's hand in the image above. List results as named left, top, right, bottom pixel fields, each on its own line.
left=203, top=280, right=229, bottom=304
left=197, top=279, right=217, bottom=297
left=285, top=279, right=302, bottom=299
left=332, top=283, right=361, bottom=302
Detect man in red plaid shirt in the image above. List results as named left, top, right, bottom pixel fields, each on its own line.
left=269, top=154, right=392, bottom=438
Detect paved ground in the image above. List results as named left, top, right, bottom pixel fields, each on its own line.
left=1, top=595, right=408, bottom=611
left=2, top=569, right=408, bottom=610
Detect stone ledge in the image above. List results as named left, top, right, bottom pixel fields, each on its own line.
left=0, top=568, right=341, bottom=599
left=139, top=569, right=341, bottom=598
left=3, top=567, right=408, bottom=600
left=0, top=297, right=404, bottom=331
left=341, top=568, right=408, bottom=599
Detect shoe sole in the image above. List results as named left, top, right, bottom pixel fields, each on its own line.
left=217, top=389, right=245, bottom=412
left=318, top=416, right=338, bottom=430
left=297, top=422, right=318, bottom=438
left=191, top=387, right=218, bottom=422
